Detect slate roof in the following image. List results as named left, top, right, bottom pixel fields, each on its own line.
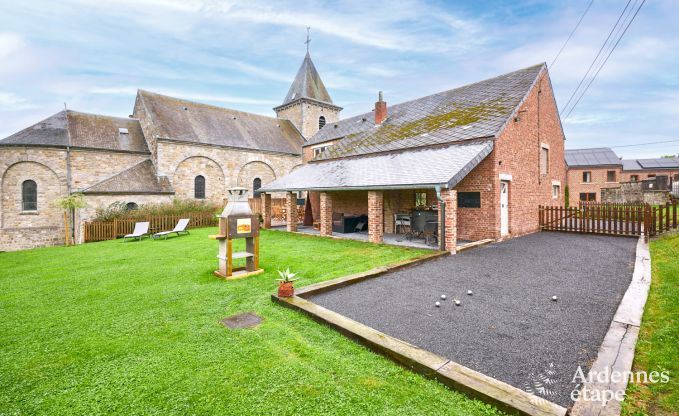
left=306, top=63, right=545, bottom=160
left=621, top=159, right=642, bottom=171
left=137, top=90, right=303, bottom=154
left=565, top=148, right=621, bottom=167
left=0, top=110, right=149, bottom=153
left=82, top=160, right=174, bottom=194
left=636, top=157, right=679, bottom=169
left=261, top=140, right=493, bottom=191
left=276, top=52, right=337, bottom=108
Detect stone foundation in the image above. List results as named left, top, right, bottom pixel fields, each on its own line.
left=0, top=226, right=64, bottom=252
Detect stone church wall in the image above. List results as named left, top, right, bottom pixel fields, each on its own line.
left=70, top=149, right=151, bottom=191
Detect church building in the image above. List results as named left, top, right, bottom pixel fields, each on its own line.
left=0, top=51, right=337, bottom=251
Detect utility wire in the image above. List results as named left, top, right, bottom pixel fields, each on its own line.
left=563, top=0, right=645, bottom=119
left=550, top=0, right=595, bottom=69
left=610, top=139, right=679, bottom=148
left=560, top=0, right=632, bottom=115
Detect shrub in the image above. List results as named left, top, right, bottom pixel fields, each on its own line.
left=93, top=199, right=221, bottom=222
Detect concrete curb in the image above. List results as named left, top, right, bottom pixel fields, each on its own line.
left=570, top=236, right=652, bottom=416
left=273, top=253, right=567, bottom=416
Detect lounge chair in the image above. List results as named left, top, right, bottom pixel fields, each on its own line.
left=123, top=222, right=149, bottom=242
left=152, top=218, right=190, bottom=240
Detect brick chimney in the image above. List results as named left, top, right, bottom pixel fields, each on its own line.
left=374, top=91, right=387, bottom=124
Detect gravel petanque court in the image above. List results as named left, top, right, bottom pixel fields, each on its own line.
left=308, top=233, right=638, bottom=407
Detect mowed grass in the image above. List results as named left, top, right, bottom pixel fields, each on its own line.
left=623, top=232, right=679, bottom=416
left=0, top=228, right=502, bottom=415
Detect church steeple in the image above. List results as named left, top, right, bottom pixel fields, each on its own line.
left=274, top=30, right=342, bottom=139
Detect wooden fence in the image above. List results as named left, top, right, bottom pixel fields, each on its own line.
left=84, top=212, right=218, bottom=242
left=540, top=202, right=678, bottom=241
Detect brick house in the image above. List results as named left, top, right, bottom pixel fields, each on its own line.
left=262, top=63, right=567, bottom=252
left=565, top=147, right=679, bottom=205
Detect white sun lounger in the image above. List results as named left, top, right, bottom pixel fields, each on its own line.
left=123, top=221, right=149, bottom=242
left=152, top=218, right=190, bottom=240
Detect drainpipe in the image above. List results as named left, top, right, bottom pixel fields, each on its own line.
left=435, top=185, right=445, bottom=252
left=66, top=145, right=75, bottom=244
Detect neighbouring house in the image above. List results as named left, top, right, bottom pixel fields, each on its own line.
left=261, top=63, right=567, bottom=253
left=565, top=147, right=679, bottom=205
left=0, top=51, right=343, bottom=251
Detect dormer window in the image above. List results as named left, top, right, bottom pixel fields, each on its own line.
left=118, top=128, right=129, bottom=135
left=313, top=145, right=331, bottom=158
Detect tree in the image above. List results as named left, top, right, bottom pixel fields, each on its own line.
left=53, top=193, right=87, bottom=245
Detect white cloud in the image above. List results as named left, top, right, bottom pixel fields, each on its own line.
left=0, top=92, right=35, bottom=110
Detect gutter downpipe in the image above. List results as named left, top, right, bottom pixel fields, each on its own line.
left=435, top=185, right=445, bottom=252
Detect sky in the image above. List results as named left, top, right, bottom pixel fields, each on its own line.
left=0, top=0, right=677, bottom=159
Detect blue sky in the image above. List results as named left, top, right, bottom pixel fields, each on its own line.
left=0, top=0, right=677, bottom=158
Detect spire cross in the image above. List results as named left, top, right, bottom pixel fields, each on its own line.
left=305, top=27, right=311, bottom=53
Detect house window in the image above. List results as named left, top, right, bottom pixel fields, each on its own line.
left=253, top=177, right=262, bottom=198
left=648, top=174, right=656, bottom=178
left=126, top=202, right=138, bottom=210
left=318, top=116, right=326, bottom=129
left=540, top=146, right=549, bottom=175
left=582, top=171, right=592, bottom=183
left=579, top=192, right=596, bottom=202
left=552, top=185, right=560, bottom=199
left=313, top=146, right=328, bottom=157
left=630, top=175, right=639, bottom=182
left=414, top=191, right=427, bottom=207
left=458, top=192, right=481, bottom=208
left=22, top=180, right=37, bottom=211
left=194, top=175, right=205, bottom=199
left=606, top=170, right=617, bottom=182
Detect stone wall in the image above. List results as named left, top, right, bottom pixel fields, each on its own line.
left=0, top=226, right=64, bottom=252
left=70, top=149, right=150, bottom=191
left=601, top=182, right=670, bottom=205
left=275, top=100, right=341, bottom=139
left=157, top=140, right=300, bottom=201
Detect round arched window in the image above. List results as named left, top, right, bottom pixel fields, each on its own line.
left=318, top=116, right=326, bottom=129
left=22, top=180, right=37, bottom=211
left=253, top=177, right=262, bottom=198
left=194, top=175, right=206, bottom=199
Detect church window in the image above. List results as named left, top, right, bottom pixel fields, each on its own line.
left=253, top=177, right=262, bottom=198
left=318, top=116, right=326, bottom=129
left=22, top=180, right=38, bottom=211
left=195, top=175, right=206, bottom=199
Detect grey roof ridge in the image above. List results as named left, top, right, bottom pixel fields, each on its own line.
left=66, top=109, right=140, bottom=122
left=80, top=159, right=170, bottom=194
left=137, top=89, right=284, bottom=123
left=306, top=136, right=495, bottom=165
left=492, top=63, right=547, bottom=141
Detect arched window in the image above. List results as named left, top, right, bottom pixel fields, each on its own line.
left=126, top=202, right=138, bottom=211
left=194, top=175, right=206, bottom=199
left=318, top=116, right=326, bottom=129
left=22, top=180, right=37, bottom=211
left=253, top=177, right=262, bottom=198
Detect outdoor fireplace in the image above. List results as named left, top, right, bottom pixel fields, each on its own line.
left=209, top=187, right=263, bottom=279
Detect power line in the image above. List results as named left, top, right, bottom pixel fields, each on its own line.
left=563, top=0, right=645, bottom=120
left=560, top=0, right=633, bottom=115
left=610, top=139, right=679, bottom=148
left=550, top=0, right=595, bottom=69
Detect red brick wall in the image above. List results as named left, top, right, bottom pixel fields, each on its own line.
left=455, top=154, right=498, bottom=241
left=330, top=191, right=368, bottom=216
left=437, top=189, right=457, bottom=253
left=367, top=191, right=384, bottom=243
left=483, top=69, right=567, bottom=238
left=620, top=170, right=679, bottom=184
left=285, top=192, right=298, bottom=232
left=567, top=167, right=622, bottom=206
left=319, top=192, right=332, bottom=236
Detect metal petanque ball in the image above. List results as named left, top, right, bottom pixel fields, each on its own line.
left=441, top=294, right=447, bottom=300
left=455, top=300, right=461, bottom=306
left=552, top=296, right=558, bottom=301
left=467, top=290, right=473, bottom=296
left=435, top=301, right=441, bottom=307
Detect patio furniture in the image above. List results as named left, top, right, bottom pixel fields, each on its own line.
left=394, top=213, right=411, bottom=234
left=332, top=213, right=368, bottom=233
left=408, top=210, right=438, bottom=240
left=123, top=221, right=149, bottom=242
left=424, top=220, right=438, bottom=246
left=152, top=218, right=190, bottom=240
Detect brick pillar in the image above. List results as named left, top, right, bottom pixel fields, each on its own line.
left=437, top=189, right=457, bottom=254
left=368, top=191, right=384, bottom=244
left=261, top=193, right=272, bottom=229
left=320, top=192, right=333, bottom=237
left=285, top=192, right=298, bottom=232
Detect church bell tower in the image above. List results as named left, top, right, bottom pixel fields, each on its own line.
left=274, top=29, right=342, bottom=139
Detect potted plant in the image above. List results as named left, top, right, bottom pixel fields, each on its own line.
left=277, top=268, right=298, bottom=298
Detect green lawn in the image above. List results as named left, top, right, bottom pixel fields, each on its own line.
left=0, top=228, right=502, bottom=415
left=623, top=232, right=679, bottom=416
